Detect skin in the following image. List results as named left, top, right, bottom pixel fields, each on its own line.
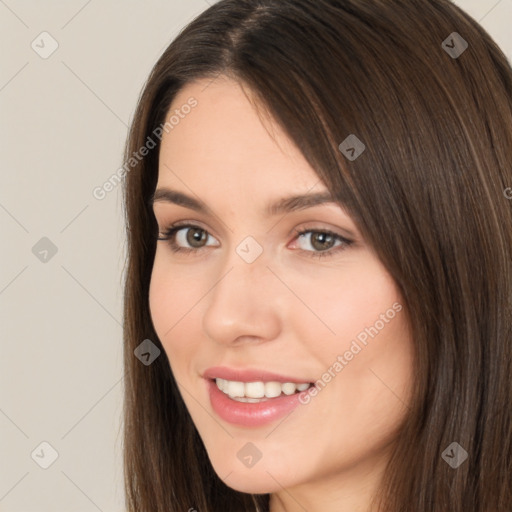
left=149, top=75, right=414, bottom=512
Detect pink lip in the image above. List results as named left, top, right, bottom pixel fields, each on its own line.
left=202, top=366, right=314, bottom=427
left=202, top=366, right=313, bottom=384
left=206, top=378, right=310, bottom=427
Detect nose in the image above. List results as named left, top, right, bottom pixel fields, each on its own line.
left=201, top=245, right=282, bottom=347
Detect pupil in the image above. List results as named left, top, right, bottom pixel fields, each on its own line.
left=313, top=232, right=333, bottom=250
left=188, top=228, right=205, bottom=247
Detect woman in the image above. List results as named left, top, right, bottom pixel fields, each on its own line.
left=121, top=1, right=512, bottom=510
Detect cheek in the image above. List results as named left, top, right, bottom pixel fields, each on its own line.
left=293, top=256, right=413, bottom=428
left=320, top=266, right=413, bottom=433
left=148, top=254, right=203, bottom=370
left=149, top=250, right=203, bottom=323
left=290, top=255, right=404, bottom=360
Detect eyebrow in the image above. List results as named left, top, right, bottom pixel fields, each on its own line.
left=149, top=187, right=340, bottom=217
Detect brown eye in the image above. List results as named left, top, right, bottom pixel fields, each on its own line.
left=157, top=223, right=218, bottom=253
left=309, top=232, right=336, bottom=251
left=291, top=228, right=353, bottom=259
left=185, top=227, right=208, bottom=248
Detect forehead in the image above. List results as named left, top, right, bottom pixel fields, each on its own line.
left=157, top=76, right=322, bottom=194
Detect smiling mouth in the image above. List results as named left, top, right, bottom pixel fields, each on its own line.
left=212, top=378, right=314, bottom=402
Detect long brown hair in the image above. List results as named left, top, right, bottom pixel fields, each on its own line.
left=121, top=1, right=512, bottom=510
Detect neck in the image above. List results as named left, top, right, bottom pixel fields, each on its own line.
left=267, top=451, right=388, bottom=512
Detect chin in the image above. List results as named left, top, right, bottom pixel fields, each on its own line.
left=219, top=470, right=284, bottom=494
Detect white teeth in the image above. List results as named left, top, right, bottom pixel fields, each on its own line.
left=215, top=378, right=311, bottom=399
left=265, top=382, right=282, bottom=398
left=281, top=382, right=297, bottom=395
left=245, top=381, right=265, bottom=398
left=231, top=396, right=268, bottom=403
left=226, top=380, right=244, bottom=398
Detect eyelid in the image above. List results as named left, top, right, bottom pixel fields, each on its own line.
left=156, top=217, right=219, bottom=237
left=290, top=225, right=351, bottom=243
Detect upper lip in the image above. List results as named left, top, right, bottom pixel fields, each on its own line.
left=203, top=366, right=313, bottom=384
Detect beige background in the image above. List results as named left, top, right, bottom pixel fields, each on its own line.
left=0, top=1, right=510, bottom=510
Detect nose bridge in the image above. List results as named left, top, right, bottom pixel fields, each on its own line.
left=201, top=235, right=282, bottom=345
left=218, top=233, right=271, bottom=293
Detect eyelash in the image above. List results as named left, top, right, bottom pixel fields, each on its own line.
left=156, top=222, right=353, bottom=259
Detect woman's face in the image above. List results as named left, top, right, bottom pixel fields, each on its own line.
left=149, top=76, right=414, bottom=507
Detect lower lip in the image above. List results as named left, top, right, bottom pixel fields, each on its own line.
left=206, top=379, right=311, bottom=427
